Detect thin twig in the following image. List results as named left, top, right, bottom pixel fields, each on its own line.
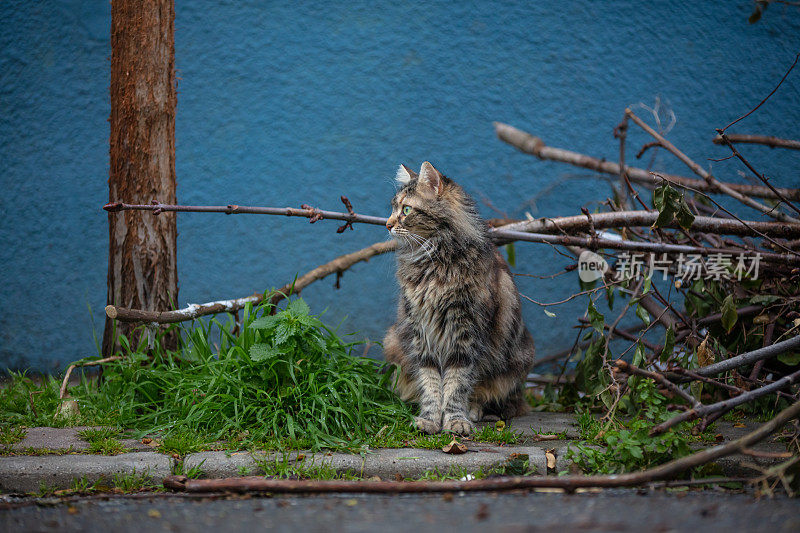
left=626, top=109, right=799, bottom=223
left=59, top=356, right=123, bottom=399
left=714, top=131, right=800, bottom=216
left=614, top=360, right=700, bottom=408
left=106, top=240, right=397, bottom=324
left=519, top=278, right=623, bottom=307
left=719, top=52, right=800, bottom=134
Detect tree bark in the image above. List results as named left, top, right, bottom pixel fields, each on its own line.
left=104, top=0, right=178, bottom=356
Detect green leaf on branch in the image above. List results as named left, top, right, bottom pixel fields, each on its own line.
left=659, top=327, right=675, bottom=363
left=505, top=243, right=516, bottom=267
left=778, top=352, right=800, bottom=366
left=632, top=343, right=645, bottom=367
left=642, top=274, right=652, bottom=296
left=652, top=183, right=695, bottom=230
left=575, top=339, right=606, bottom=395
left=588, top=300, right=605, bottom=333
left=749, top=294, right=779, bottom=305
left=635, top=305, right=651, bottom=326
left=721, top=295, right=738, bottom=333
left=675, top=197, right=696, bottom=229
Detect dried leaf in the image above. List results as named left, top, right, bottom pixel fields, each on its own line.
left=659, top=327, right=675, bottom=363
left=546, top=449, right=557, bottom=470
left=721, top=295, right=738, bottom=333
left=753, top=313, right=770, bottom=325
left=442, top=439, right=468, bottom=455
left=697, top=335, right=713, bottom=367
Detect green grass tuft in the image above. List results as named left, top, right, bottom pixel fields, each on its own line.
left=65, top=298, right=415, bottom=451
left=111, top=469, right=158, bottom=492
left=472, top=422, right=522, bottom=445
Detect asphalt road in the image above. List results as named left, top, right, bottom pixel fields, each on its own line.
left=3, top=490, right=799, bottom=533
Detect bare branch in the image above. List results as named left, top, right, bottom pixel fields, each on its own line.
left=105, top=240, right=396, bottom=323
left=689, top=334, right=800, bottom=379
left=104, top=201, right=800, bottom=265
left=625, top=109, right=799, bottom=223
left=650, top=369, right=800, bottom=435
left=493, top=121, right=800, bottom=202
left=103, top=201, right=388, bottom=226
left=501, top=210, right=800, bottom=238
left=713, top=134, right=800, bottom=151
left=491, top=228, right=800, bottom=266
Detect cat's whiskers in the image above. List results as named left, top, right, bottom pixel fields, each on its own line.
left=405, top=231, right=438, bottom=262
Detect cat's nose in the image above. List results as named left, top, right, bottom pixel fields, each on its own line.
left=386, top=220, right=395, bottom=230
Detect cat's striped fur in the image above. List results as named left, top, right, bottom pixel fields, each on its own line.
left=383, top=161, right=535, bottom=435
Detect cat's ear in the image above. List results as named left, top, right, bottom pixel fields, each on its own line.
left=396, top=164, right=417, bottom=185
left=418, top=161, right=444, bottom=196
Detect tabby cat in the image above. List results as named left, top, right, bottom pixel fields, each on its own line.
left=383, top=161, right=535, bottom=435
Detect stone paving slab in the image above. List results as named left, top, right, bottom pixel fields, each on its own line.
left=0, top=452, right=171, bottom=494
left=491, top=412, right=579, bottom=438
left=10, top=426, right=153, bottom=453
left=11, top=427, right=93, bottom=452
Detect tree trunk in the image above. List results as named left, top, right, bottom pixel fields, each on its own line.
left=103, top=0, right=178, bottom=356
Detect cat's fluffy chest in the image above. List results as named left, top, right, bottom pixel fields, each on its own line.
left=397, top=254, right=491, bottom=358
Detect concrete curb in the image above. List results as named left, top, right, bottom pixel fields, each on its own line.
left=0, top=452, right=172, bottom=494
left=0, top=413, right=789, bottom=494
left=184, top=446, right=550, bottom=480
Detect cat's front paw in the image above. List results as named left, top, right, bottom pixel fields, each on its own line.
left=415, top=417, right=441, bottom=434
left=443, top=418, right=474, bottom=436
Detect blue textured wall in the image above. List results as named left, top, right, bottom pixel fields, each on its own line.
left=2, top=1, right=799, bottom=371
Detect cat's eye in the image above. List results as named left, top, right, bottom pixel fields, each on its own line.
left=402, top=206, right=412, bottom=215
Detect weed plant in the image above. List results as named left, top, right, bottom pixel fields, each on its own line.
left=566, top=379, right=694, bottom=474
left=61, top=298, right=416, bottom=451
